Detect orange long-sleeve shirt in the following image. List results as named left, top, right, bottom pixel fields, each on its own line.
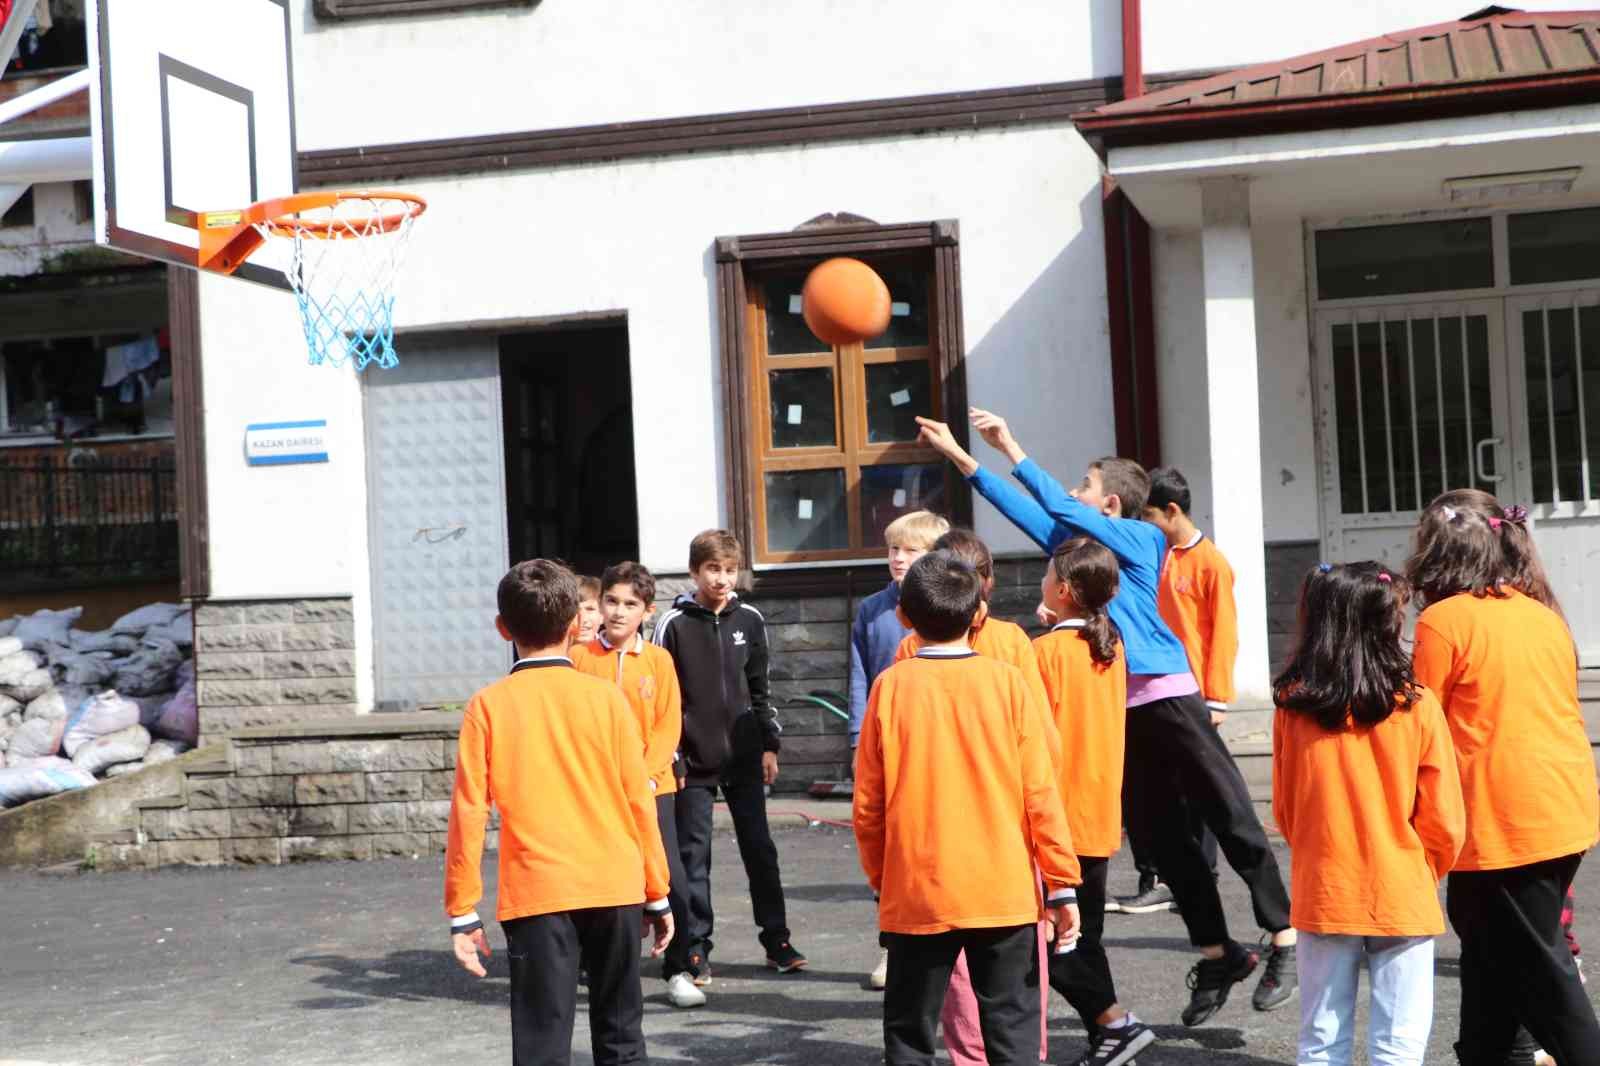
left=896, top=615, right=1062, bottom=771
left=572, top=632, right=683, bottom=795
left=1413, top=589, right=1599, bottom=872
left=1272, top=688, right=1465, bottom=936
left=1033, top=621, right=1126, bottom=858
left=855, top=651, right=1081, bottom=934
left=445, top=658, right=670, bottom=923
left=1158, top=533, right=1238, bottom=705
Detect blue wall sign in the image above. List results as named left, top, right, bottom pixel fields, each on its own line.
left=245, top=420, right=330, bottom=466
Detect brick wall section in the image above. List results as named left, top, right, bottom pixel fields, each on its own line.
left=94, top=716, right=497, bottom=870
left=193, top=599, right=360, bottom=737
left=650, top=560, right=1047, bottom=794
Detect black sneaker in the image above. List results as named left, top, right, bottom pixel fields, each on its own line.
left=765, top=942, right=808, bottom=973
left=1252, top=940, right=1297, bottom=1011
left=1115, top=876, right=1177, bottom=915
left=1182, top=941, right=1259, bottom=1027
left=1071, top=1019, right=1157, bottom=1066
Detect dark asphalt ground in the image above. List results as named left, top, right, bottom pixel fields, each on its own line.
left=2, top=808, right=1598, bottom=1065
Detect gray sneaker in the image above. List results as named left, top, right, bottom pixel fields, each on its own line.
left=1115, top=878, right=1177, bottom=915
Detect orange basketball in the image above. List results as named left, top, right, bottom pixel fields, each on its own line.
left=802, top=258, right=892, bottom=346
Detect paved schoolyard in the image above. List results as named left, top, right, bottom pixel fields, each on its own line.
left=2, top=811, right=1597, bottom=1065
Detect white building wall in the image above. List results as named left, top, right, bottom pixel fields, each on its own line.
left=1153, top=218, right=1317, bottom=544
left=196, top=272, right=374, bottom=710
left=291, top=1, right=1123, bottom=149
left=0, top=180, right=90, bottom=275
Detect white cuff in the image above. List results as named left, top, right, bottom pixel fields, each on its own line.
left=451, top=910, right=482, bottom=931
left=1044, top=887, right=1078, bottom=905
left=1205, top=701, right=1228, bottom=711
left=643, top=897, right=670, bottom=915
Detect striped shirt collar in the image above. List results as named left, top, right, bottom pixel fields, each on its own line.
left=1177, top=529, right=1204, bottom=551
left=510, top=655, right=572, bottom=674
left=597, top=631, right=644, bottom=655
left=915, top=646, right=977, bottom=660
left=1051, top=618, right=1088, bottom=631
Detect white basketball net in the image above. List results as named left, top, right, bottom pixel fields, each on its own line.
left=253, top=195, right=421, bottom=371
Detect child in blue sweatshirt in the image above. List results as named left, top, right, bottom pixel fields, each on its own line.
left=916, top=410, right=1296, bottom=1029
left=849, top=508, right=950, bottom=991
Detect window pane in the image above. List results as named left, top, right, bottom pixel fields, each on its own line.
left=865, top=267, right=932, bottom=349
left=768, top=368, right=835, bottom=449
left=1510, top=208, right=1600, bottom=286
left=861, top=464, right=947, bottom=547
left=864, top=360, right=933, bottom=444
left=1383, top=320, right=1418, bottom=513
left=762, top=272, right=826, bottom=355
left=765, top=468, right=848, bottom=552
left=1357, top=322, right=1392, bottom=513
left=1524, top=309, right=1553, bottom=501
left=1331, top=323, right=1364, bottom=514
left=1581, top=307, right=1600, bottom=499
left=1411, top=318, right=1444, bottom=504
left=1316, top=219, right=1492, bottom=300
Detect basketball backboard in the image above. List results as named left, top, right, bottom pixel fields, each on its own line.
left=86, top=0, right=296, bottom=287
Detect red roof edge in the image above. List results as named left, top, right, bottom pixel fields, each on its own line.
left=1073, top=68, right=1600, bottom=148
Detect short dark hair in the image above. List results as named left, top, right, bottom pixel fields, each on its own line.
left=498, top=559, right=580, bottom=648
left=899, top=551, right=983, bottom=643
left=1272, top=561, right=1419, bottom=731
left=689, top=529, right=742, bottom=571
left=1146, top=467, right=1191, bottom=515
left=601, top=560, right=657, bottom=604
left=1090, top=457, right=1150, bottom=517
left=931, top=528, right=993, bottom=581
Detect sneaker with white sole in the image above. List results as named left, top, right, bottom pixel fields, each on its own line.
left=667, top=973, right=706, bottom=1008
left=869, top=947, right=889, bottom=990
left=1070, top=1019, right=1156, bottom=1066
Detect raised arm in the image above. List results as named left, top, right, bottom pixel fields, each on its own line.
left=915, top=415, right=1065, bottom=552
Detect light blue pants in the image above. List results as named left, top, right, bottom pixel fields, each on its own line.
left=1297, top=932, right=1435, bottom=1066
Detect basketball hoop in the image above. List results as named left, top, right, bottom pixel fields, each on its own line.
left=196, top=190, right=427, bottom=370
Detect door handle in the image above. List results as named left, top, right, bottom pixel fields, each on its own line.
left=1474, top=437, right=1506, bottom=483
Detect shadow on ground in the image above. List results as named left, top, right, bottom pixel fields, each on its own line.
left=291, top=949, right=507, bottom=1009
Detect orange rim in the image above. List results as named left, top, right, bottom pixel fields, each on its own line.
left=243, top=189, right=427, bottom=238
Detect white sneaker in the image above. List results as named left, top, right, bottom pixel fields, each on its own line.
left=667, top=973, right=707, bottom=1008
left=869, top=948, right=889, bottom=991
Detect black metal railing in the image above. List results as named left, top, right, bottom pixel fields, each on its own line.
left=0, top=460, right=180, bottom=588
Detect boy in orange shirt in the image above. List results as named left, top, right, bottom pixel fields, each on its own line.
left=1035, top=538, right=1155, bottom=1066
left=570, top=561, right=692, bottom=1003
left=445, top=559, right=673, bottom=1066
left=1273, top=561, right=1464, bottom=1065
left=855, top=550, right=1082, bottom=1065
left=575, top=575, right=603, bottom=646
left=1407, top=491, right=1600, bottom=1066
left=1118, top=466, right=1237, bottom=912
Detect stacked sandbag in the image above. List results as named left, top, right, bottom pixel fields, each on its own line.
left=0, top=601, right=195, bottom=807
left=0, top=757, right=94, bottom=807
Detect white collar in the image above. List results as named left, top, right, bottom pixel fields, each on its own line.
left=1178, top=530, right=1204, bottom=551
left=597, top=631, right=643, bottom=654
left=1051, top=618, right=1088, bottom=631
left=916, top=646, right=974, bottom=658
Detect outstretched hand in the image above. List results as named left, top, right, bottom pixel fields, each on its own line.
left=969, top=408, right=1026, bottom=465
left=915, top=417, right=979, bottom=477
left=453, top=928, right=491, bottom=977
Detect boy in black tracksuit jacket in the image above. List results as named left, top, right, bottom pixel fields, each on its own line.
left=654, top=530, right=806, bottom=990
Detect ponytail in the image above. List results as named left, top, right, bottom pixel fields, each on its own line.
left=1049, top=538, right=1122, bottom=666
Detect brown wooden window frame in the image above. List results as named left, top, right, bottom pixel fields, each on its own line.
left=715, top=218, right=971, bottom=568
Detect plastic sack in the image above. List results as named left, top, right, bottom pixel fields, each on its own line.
left=14, top=607, right=82, bottom=651
left=1, top=665, right=53, bottom=703
left=0, top=650, right=40, bottom=686
left=152, top=678, right=198, bottom=747
left=0, top=758, right=94, bottom=807
left=104, top=761, right=145, bottom=778
left=72, top=724, right=151, bottom=777
left=143, top=738, right=189, bottom=765
left=5, top=715, right=63, bottom=763
left=68, top=629, right=139, bottom=656
left=24, top=689, right=66, bottom=722
left=0, top=635, right=21, bottom=658
left=113, top=637, right=184, bottom=697
left=62, top=691, right=141, bottom=756
left=109, top=603, right=185, bottom=637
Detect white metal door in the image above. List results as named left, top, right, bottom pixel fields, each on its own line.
left=1505, top=292, right=1600, bottom=665
left=364, top=336, right=511, bottom=707
left=1317, top=300, right=1513, bottom=569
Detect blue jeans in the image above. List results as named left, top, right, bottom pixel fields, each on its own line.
left=1298, top=933, right=1434, bottom=1066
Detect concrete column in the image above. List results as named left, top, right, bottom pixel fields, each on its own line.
left=1199, top=177, right=1270, bottom=705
